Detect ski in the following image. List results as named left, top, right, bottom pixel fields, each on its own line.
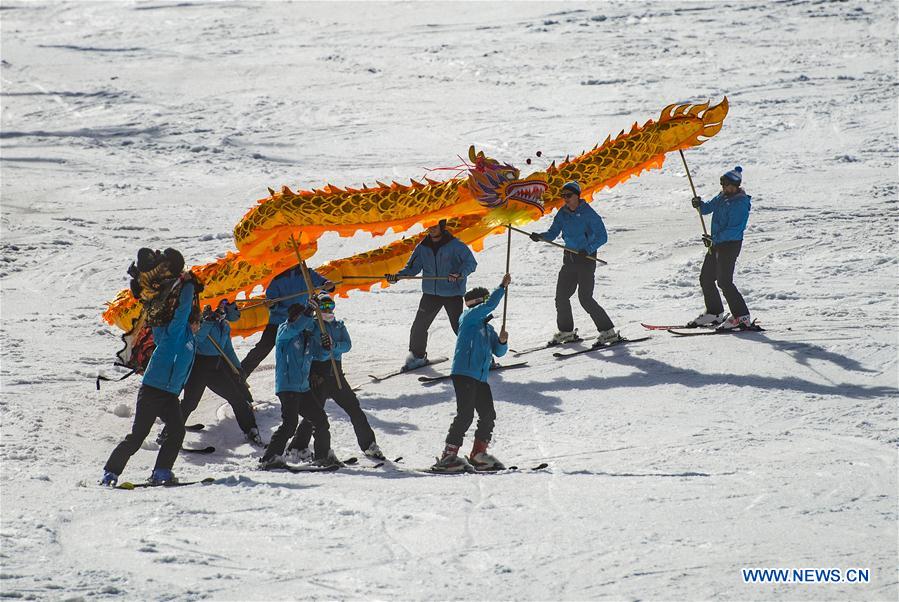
left=181, top=446, right=215, bottom=454
left=116, top=477, right=215, bottom=490
left=368, top=357, right=449, bottom=383
left=417, top=361, right=528, bottom=384
left=260, top=461, right=341, bottom=473
left=185, top=423, right=204, bottom=432
left=641, top=323, right=701, bottom=331
left=668, top=322, right=765, bottom=336
left=553, top=336, right=651, bottom=359
left=417, top=462, right=549, bottom=475
left=510, top=335, right=600, bottom=357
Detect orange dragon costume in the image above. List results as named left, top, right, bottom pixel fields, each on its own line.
left=104, top=99, right=728, bottom=339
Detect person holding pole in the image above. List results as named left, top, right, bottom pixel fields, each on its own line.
left=431, top=273, right=511, bottom=473
left=689, top=166, right=753, bottom=330
left=385, top=219, right=477, bottom=370
left=285, top=293, right=385, bottom=463
left=528, top=181, right=619, bottom=345
left=156, top=299, right=264, bottom=447
left=240, top=264, right=336, bottom=377
left=259, top=299, right=337, bottom=468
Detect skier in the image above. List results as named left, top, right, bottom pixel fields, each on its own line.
left=689, top=166, right=753, bottom=330
left=258, top=300, right=337, bottom=468
left=529, top=181, right=618, bottom=345
left=431, top=273, right=511, bottom=473
left=285, top=293, right=384, bottom=462
left=156, top=299, right=263, bottom=447
left=101, top=250, right=211, bottom=487
left=240, top=263, right=336, bottom=377
left=385, top=219, right=477, bottom=370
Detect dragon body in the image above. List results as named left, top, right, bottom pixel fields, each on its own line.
left=103, top=98, right=728, bottom=337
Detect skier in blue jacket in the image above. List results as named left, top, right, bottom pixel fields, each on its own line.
left=156, top=299, right=263, bottom=447
left=689, top=166, right=753, bottom=330
left=102, top=253, right=212, bottom=487
left=286, top=294, right=384, bottom=462
left=530, top=181, right=618, bottom=345
left=240, top=264, right=335, bottom=377
left=432, top=273, right=511, bottom=473
left=386, top=219, right=478, bottom=370
left=259, top=300, right=336, bottom=468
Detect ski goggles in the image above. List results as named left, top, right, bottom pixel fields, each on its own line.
left=318, top=298, right=336, bottom=313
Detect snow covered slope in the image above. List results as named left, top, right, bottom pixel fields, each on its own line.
left=1, top=1, right=896, bottom=600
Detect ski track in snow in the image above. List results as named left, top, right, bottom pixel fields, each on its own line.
left=1, top=1, right=896, bottom=600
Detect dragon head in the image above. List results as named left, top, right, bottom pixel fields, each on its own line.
left=466, top=146, right=547, bottom=213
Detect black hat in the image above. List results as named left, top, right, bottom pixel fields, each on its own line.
left=162, top=248, right=184, bottom=274
left=136, top=248, right=161, bottom=273
left=464, top=286, right=489, bottom=306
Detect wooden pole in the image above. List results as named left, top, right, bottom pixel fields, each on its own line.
left=679, top=149, right=710, bottom=239
left=508, top=225, right=608, bottom=265
left=288, top=234, right=342, bottom=389
left=501, top=224, right=511, bottom=331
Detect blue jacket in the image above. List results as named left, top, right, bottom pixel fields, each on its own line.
left=274, top=315, right=316, bottom=393
left=397, top=234, right=477, bottom=297
left=309, top=319, right=352, bottom=362
left=266, top=266, right=329, bottom=325
left=451, top=287, right=508, bottom=382
left=196, top=302, right=241, bottom=370
left=538, top=199, right=608, bottom=254
left=699, top=190, right=751, bottom=244
left=142, top=281, right=214, bottom=395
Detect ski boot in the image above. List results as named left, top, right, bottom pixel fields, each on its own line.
left=100, top=470, right=118, bottom=487
left=245, top=427, right=265, bottom=447
left=313, top=449, right=343, bottom=468
left=285, top=447, right=313, bottom=464
left=468, top=439, right=505, bottom=471
left=258, top=454, right=286, bottom=470
left=403, top=352, right=429, bottom=371
left=147, top=468, right=177, bottom=486
left=687, top=312, right=727, bottom=328
left=549, top=329, right=579, bottom=345
left=717, top=314, right=752, bottom=331
left=364, top=442, right=386, bottom=461
left=595, top=327, right=623, bottom=345
left=431, top=444, right=473, bottom=473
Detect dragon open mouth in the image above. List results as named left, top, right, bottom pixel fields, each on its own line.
left=506, top=180, right=548, bottom=211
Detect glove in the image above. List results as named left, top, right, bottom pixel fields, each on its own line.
left=287, top=303, right=304, bottom=322
left=385, top=273, right=399, bottom=284
left=529, top=232, right=542, bottom=242
left=320, top=333, right=332, bottom=350
left=701, top=234, right=713, bottom=248
left=447, top=272, right=461, bottom=283
left=201, top=305, right=219, bottom=322
left=303, top=299, right=319, bottom=317
left=691, top=196, right=702, bottom=209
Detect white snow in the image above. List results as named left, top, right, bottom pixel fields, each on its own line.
left=1, top=1, right=896, bottom=600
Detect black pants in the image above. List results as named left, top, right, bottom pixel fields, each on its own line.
left=409, top=294, right=463, bottom=358
left=180, top=355, right=256, bottom=433
left=699, top=240, right=749, bottom=317
left=555, top=253, right=614, bottom=332
left=446, top=375, right=496, bottom=447
left=240, top=323, right=279, bottom=377
left=290, top=361, right=376, bottom=452
left=105, top=384, right=185, bottom=475
left=264, top=390, right=331, bottom=461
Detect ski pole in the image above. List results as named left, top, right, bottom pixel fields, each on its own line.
left=679, top=149, right=711, bottom=254
left=235, top=282, right=341, bottom=311
left=341, top=275, right=448, bottom=281
left=508, top=225, right=608, bottom=265
left=501, top=224, right=511, bottom=331
left=205, top=333, right=254, bottom=402
left=288, top=234, right=342, bottom=389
